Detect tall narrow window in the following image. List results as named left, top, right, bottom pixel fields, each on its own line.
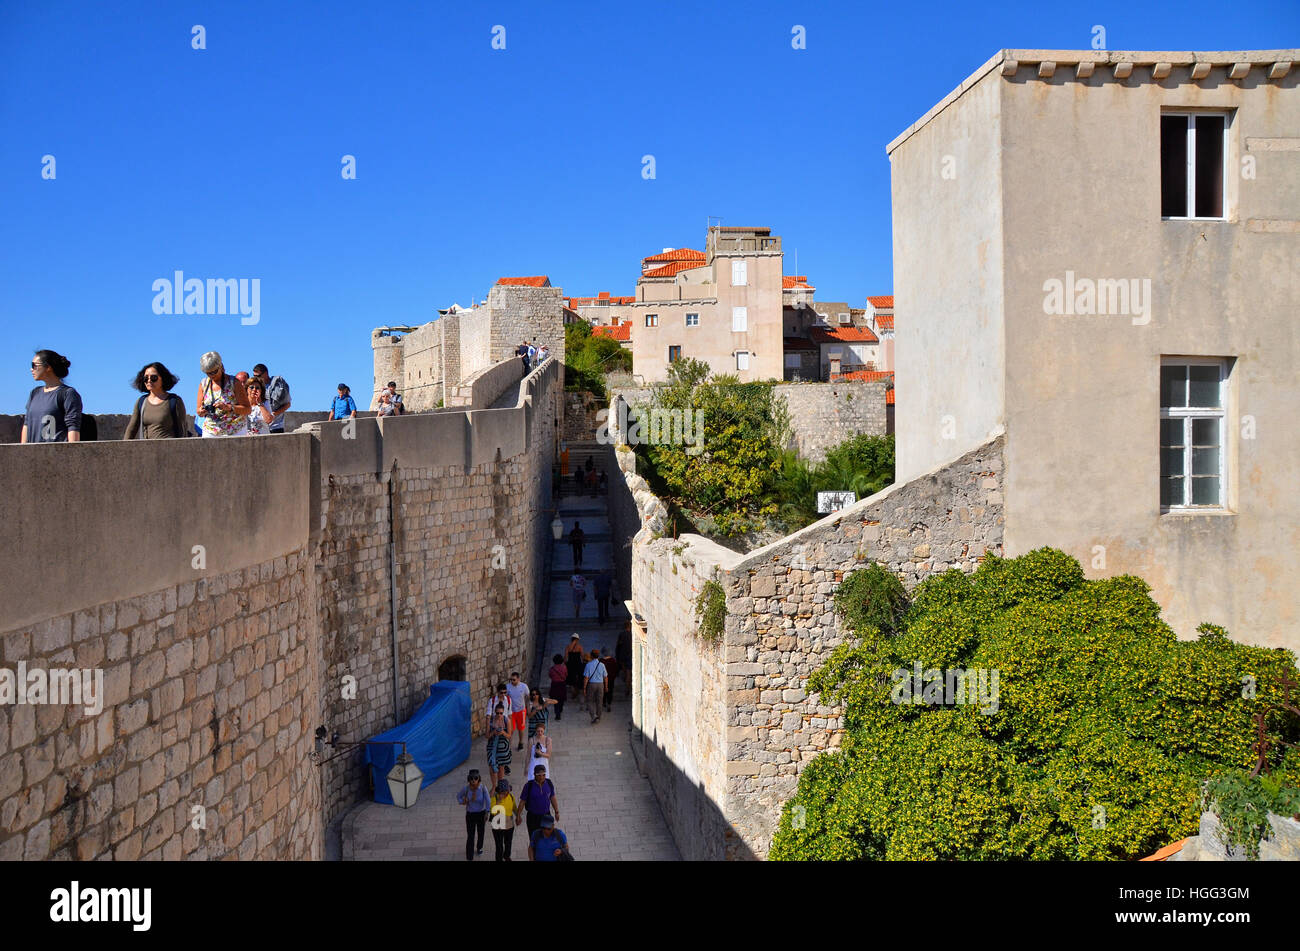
left=735, top=350, right=750, bottom=371
left=1160, top=358, right=1227, bottom=510
left=732, top=306, right=747, bottom=332
left=667, top=345, right=682, bottom=363
left=645, top=313, right=658, bottom=328
left=1161, top=112, right=1228, bottom=219
left=732, top=260, right=747, bottom=286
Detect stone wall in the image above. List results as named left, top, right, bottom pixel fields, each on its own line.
left=0, top=551, right=322, bottom=861
left=397, top=322, right=444, bottom=412
left=0, top=359, right=561, bottom=859
left=612, top=433, right=1005, bottom=859
left=446, top=357, right=524, bottom=409
left=772, top=381, right=888, bottom=462
left=487, top=284, right=566, bottom=371
left=563, top=391, right=602, bottom=443
left=0, top=411, right=355, bottom=444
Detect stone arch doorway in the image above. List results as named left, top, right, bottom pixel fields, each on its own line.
left=438, top=655, right=467, bottom=682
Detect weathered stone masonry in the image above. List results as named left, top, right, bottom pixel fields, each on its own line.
left=618, top=434, right=1005, bottom=859
left=0, top=358, right=559, bottom=860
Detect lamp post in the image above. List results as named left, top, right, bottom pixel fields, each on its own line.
left=551, top=512, right=564, bottom=540
left=386, top=750, right=423, bottom=809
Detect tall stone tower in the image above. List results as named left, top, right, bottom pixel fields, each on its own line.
left=371, top=328, right=408, bottom=410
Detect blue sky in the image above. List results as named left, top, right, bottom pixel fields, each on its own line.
left=2, top=1, right=1295, bottom=414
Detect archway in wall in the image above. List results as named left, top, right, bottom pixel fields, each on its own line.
left=438, top=655, right=467, bottom=682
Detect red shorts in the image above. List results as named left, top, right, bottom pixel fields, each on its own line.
left=511, top=711, right=527, bottom=732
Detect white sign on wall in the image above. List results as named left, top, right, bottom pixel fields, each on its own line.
left=817, top=491, right=857, bottom=513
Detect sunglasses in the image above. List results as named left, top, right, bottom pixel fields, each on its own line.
left=144, top=374, right=161, bottom=383
left=30, top=361, right=43, bottom=369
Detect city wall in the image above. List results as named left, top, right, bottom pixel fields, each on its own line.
left=0, top=357, right=560, bottom=860
left=771, top=381, right=888, bottom=462
left=615, top=434, right=1005, bottom=859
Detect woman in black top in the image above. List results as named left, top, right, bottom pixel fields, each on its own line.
left=124, top=362, right=190, bottom=439
left=21, top=350, right=82, bottom=443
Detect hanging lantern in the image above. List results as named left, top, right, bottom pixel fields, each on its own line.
left=386, top=751, right=423, bottom=808
left=551, top=515, right=564, bottom=540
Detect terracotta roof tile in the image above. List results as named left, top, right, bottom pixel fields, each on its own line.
left=642, top=248, right=706, bottom=263
left=641, top=261, right=706, bottom=278
left=592, top=325, right=631, bottom=341
left=783, top=275, right=813, bottom=289
left=867, top=295, right=894, bottom=308
left=886, top=389, right=895, bottom=405
left=809, top=326, right=880, bottom=344
left=836, top=370, right=894, bottom=383
left=497, top=276, right=550, bottom=287
left=875, top=314, right=894, bottom=331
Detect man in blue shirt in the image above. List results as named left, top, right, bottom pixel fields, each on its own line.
left=528, top=815, right=570, bottom=861
left=583, top=649, right=607, bottom=723
left=331, top=384, right=358, bottom=419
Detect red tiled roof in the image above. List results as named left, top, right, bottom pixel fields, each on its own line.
left=886, top=389, right=895, bottom=405
left=641, top=261, right=706, bottom=279
left=783, top=337, right=818, bottom=351
left=783, top=275, right=813, bottom=289
left=643, top=248, right=706, bottom=264
left=809, top=326, right=880, bottom=344
left=593, top=325, right=631, bottom=341
left=837, top=370, right=894, bottom=383
left=497, top=276, right=550, bottom=287
left=867, top=295, right=894, bottom=308
left=875, top=314, right=894, bottom=331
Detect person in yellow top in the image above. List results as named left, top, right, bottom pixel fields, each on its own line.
left=490, top=779, right=522, bottom=861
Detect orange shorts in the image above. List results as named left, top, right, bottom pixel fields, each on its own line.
left=511, top=711, right=527, bottom=732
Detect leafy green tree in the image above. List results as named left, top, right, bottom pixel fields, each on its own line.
left=564, top=321, right=632, bottom=396
left=770, top=548, right=1300, bottom=860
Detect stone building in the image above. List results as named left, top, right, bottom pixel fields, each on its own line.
left=371, top=278, right=567, bottom=411
left=889, top=48, right=1300, bottom=646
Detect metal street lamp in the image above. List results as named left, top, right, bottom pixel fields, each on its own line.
left=386, top=751, right=423, bottom=809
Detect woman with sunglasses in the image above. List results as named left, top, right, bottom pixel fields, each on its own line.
left=21, top=350, right=82, bottom=443
left=195, top=351, right=251, bottom=437
left=123, top=362, right=190, bottom=439
left=244, top=378, right=275, bottom=435
left=486, top=702, right=513, bottom=788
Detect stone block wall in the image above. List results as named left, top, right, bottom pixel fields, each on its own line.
left=397, top=322, right=444, bottom=412
left=487, top=284, right=566, bottom=369
left=0, top=359, right=560, bottom=859
left=563, top=391, right=602, bottom=443
left=772, top=381, right=888, bottom=462
left=0, top=551, right=323, bottom=861
left=610, top=433, right=1005, bottom=859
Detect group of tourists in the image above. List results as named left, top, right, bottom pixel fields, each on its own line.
left=17, top=347, right=406, bottom=442
left=460, top=672, right=566, bottom=861
left=515, top=340, right=550, bottom=375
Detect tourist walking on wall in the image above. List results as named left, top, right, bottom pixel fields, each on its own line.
left=594, top=570, right=613, bottom=624
left=527, top=342, right=537, bottom=368
left=244, top=378, right=275, bottom=435
left=252, top=363, right=291, bottom=432
left=486, top=703, right=513, bottom=787
left=21, top=350, right=82, bottom=443
left=507, top=673, right=530, bottom=750
left=569, top=522, right=585, bottom=568
left=485, top=682, right=515, bottom=734
left=123, top=361, right=189, bottom=439
left=196, top=352, right=251, bottom=437
left=517, top=340, right=530, bottom=374
left=526, top=723, right=553, bottom=782
left=528, top=815, right=571, bottom=862
left=519, top=765, right=559, bottom=839
left=601, top=648, right=621, bottom=713
left=489, top=779, right=521, bottom=861
left=565, top=635, right=585, bottom=705
left=538, top=344, right=550, bottom=363
left=376, top=391, right=395, bottom=417
left=583, top=649, right=607, bottom=723
left=331, top=383, right=358, bottom=420
left=547, top=654, right=568, bottom=721
left=456, top=770, right=490, bottom=860
left=570, top=572, right=587, bottom=619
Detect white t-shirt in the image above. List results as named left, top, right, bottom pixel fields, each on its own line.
left=506, top=681, right=529, bottom=712
left=246, top=400, right=272, bottom=434
left=485, top=694, right=514, bottom=719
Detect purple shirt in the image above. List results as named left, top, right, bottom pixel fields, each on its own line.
left=521, top=778, right=556, bottom=815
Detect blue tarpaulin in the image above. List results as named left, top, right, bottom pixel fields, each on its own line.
left=363, top=680, right=471, bottom=803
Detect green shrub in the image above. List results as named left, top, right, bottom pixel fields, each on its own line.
left=1202, top=770, right=1300, bottom=859
left=695, top=580, right=726, bottom=642
left=770, top=548, right=1300, bottom=861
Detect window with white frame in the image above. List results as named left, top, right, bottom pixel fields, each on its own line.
left=1160, top=358, right=1228, bottom=510
left=685, top=312, right=699, bottom=327
left=735, top=350, right=750, bottom=371
left=732, top=306, right=747, bottom=332
left=732, top=260, right=747, bottom=286
left=645, top=313, right=658, bottom=327
left=667, top=345, right=681, bottom=363
left=1161, top=112, right=1228, bottom=220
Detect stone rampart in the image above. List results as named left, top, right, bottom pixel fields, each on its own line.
left=0, top=358, right=560, bottom=859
